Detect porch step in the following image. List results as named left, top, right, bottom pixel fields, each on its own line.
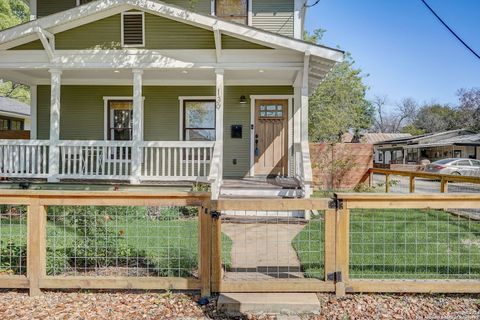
left=220, top=177, right=304, bottom=199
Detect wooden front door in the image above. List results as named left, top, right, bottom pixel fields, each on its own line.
left=254, top=99, right=288, bottom=176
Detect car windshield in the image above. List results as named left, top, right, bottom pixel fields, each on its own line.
left=433, top=159, right=454, bottom=165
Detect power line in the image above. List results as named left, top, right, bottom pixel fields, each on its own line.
left=304, top=0, right=321, bottom=9
left=419, top=0, right=480, bottom=60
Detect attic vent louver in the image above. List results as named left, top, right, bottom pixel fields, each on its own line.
left=122, top=12, right=145, bottom=47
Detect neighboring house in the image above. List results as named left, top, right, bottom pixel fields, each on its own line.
left=374, top=129, right=480, bottom=165
left=0, top=96, right=31, bottom=132
left=0, top=0, right=343, bottom=198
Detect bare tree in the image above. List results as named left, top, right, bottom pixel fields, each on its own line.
left=372, top=96, right=418, bottom=133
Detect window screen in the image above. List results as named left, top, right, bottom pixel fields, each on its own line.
left=183, top=101, right=216, bottom=141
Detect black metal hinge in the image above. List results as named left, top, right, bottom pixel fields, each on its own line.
left=327, top=271, right=343, bottom=282
left=210, top=210, right=221, bottom=219
left=328, top=198, right=343, bottom=210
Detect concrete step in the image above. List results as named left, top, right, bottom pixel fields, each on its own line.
left=217, top=293, right=321, bottom=315
left=220, top=187, right=304, bottom=198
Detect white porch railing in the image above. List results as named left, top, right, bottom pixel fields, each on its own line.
left=58, top=140, right=132, bottom=180
left=294, top=141, right=313, bottom=197
left=208, top=142, right=223, bottom=199
left=140, top=141, right=214, bottom=181
left=0, top=140, right=215, bottom=182
left=0, top=140, right=50, bottom=178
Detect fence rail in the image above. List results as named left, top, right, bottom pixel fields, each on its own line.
left=0, top=191, right=479, bottom=296
left=367, top=168, right=480, bottom=194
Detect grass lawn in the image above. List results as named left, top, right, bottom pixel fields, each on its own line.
left=293, top=208, right=480, bottom=280
left=1, top=206, right=233, bottom=277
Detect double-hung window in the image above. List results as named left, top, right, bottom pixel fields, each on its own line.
left=215, top=0, right=248, bottom=24
left=183, top=100, right=216, bottom=141
left=108, top=100, right=133, bottom=141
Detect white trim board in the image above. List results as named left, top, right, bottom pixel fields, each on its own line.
left=249, top=95, right=293, bottom=177
left=178, top=96, right=216, bottom=140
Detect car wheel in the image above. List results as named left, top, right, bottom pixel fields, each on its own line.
left=451, top=172, right=461, bottom=176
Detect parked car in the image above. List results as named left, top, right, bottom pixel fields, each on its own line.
left=425, top=158, right=480, bottom=176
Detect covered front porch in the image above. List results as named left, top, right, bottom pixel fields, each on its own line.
left=0, top=66, right=314, bottom=197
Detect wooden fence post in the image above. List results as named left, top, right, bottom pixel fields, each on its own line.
left=27, top=197, right=46, bottom=296
left=409, top=175, right=415, bottom=193
left=199, top=202, right=212, bottom=297
left=210, top=201, right=222, bottom=293
left=440, top=177, right=448, bottom=193
left=335, top=206, right=350, bottom=297
left=324, top=209, right=336, bottom=282
left=385, top=174, right=390, bottom=193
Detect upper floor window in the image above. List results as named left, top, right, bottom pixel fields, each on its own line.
left=0, top=117, right=24, bottom=131
left=121, top=12, right=145, bottom=47
left=215, top=0, right=248, bottom=24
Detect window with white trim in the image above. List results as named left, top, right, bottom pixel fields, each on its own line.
left=215, top=0, right=248, bottom=24
left=183, top=100, right=216, bottom=141
left=121, top=12, right=145, bottom=47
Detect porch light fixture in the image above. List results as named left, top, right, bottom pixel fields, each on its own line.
left=114, top=70, right=120, bottom=73
left=181, top=70, right=189, bottom=74
left=259, top=69, right=265, bottom=73
left=239, top=95, right=247, bottom=104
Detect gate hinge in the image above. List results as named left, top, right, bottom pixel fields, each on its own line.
left=327, top=271, right=342, bottom=282
left=328, top=198, right=343, bottom=210
left=210, top=210, right=221, bottom=219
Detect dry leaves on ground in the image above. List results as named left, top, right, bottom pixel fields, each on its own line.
left=0, top=290, right=478, bottom=320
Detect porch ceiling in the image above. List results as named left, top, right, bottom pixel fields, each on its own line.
left=1, top=68, right=299, bottom=86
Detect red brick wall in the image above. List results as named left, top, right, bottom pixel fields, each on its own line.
left=310, top=143, right=373, bottom=190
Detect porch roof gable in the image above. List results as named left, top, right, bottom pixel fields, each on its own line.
left=0, top=0, right=343, bottom=62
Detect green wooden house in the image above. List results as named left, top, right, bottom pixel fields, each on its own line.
left=0, top=0, right=342, bottom=198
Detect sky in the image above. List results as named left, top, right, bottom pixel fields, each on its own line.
left=305, top=0, right=480, bottom=109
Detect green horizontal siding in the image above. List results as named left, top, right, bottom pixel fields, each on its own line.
left=37, top=0, right=76, bottom=17
left=37, top=85, right=293, bottom=178
left=252, top=0, right=294, bottom=37
left=164, top=0, right=212, bottom=14
left=11, top=12, right=267, bottom=50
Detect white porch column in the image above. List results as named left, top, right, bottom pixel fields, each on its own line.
left=48, top=69, right=62, bottom=182
left=215, top=68, right=224, bottom=179
left=30, top=85, right=37, bottom=138
left=29, top=0, right=37, bottom=20
left=131, top=68, right=143, bottom=183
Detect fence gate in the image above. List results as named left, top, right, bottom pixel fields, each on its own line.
left=211, top=199, right=336, bottom=293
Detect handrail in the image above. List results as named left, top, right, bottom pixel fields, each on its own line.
left=368, top=167, right=480, bottom=184
left=293, top=141, right=313, bottom=197
left=208, top=142, right=222, bottom=200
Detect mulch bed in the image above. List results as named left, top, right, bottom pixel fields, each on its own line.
left=0, top=290, right=478, bottom=319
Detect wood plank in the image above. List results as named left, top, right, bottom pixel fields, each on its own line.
left=210, top=212, right=222, bottom=293
left=336, top=193, right=480, bottom=200
left=335, top=208, right=349, bottom=297
left=38, top=197, right=207, bottom=207
left=347, top=280, right=480, bottom=293
left=27, top=199, right=47, bottom=296
left=0, top=276, right=29, bottom=289
left=217, top=280, right=334, bottom=293
left=369, top=168, right=480, bottom=184
left=214, top=198, right=330, bottom=211
left=39, top=277, right=201, bottom=290
left=199, top=205, right=212, bottom=297
left=409, top=175, right=415, bottom=193
left=324, top=209, right=336, bottom=282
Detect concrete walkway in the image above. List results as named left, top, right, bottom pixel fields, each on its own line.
left=222, top=222, right=306, bottom=280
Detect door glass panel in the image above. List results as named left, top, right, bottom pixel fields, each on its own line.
left=259, top=104, right=284, bottom=118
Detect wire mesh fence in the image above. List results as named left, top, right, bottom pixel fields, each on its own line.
left=0, top=205, right=27, bottom=276
left=349, top=208, right=480, bottom=280
left=220, top=210, right=325, bottom=281
left=46, top=205, right=199, bottom=278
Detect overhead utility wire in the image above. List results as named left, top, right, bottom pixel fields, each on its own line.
left=420, top=0, right=480, bottom=60
left=304, top=0, right=320, bottom=8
